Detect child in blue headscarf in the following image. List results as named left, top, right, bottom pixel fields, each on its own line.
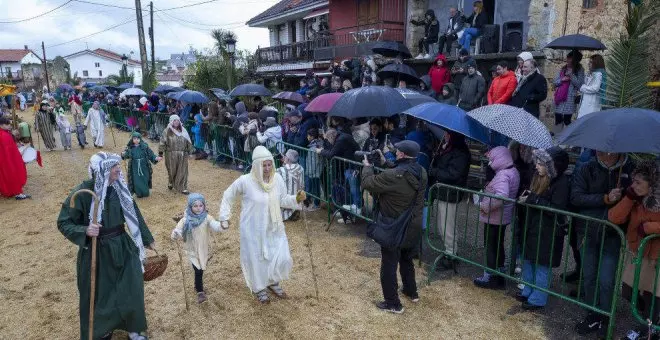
left=171, top=193, right=227, bottom=303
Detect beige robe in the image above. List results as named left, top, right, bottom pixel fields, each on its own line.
left=173, top=214, right=223, bottom=270
left=159, top=129, right=192, bottom=192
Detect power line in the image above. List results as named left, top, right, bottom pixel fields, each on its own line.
left=0, top=0, right=73, bottom=23
left=72, top=0, right=135, bottom=10
left=72, top=0, right=274, bottom=12
left=157, top=8, right=244, bottom=28
left=47, top=17, right=136, bottom=48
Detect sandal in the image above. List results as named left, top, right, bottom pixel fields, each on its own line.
left=256, top=289, right=270, bottom=304
left=268, top=283, right=288, bottom=299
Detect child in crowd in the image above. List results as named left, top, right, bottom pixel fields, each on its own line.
left=121, top=132, right=162, bottom=198
left=55, top=113, right=72, bottom=150
left=74, top=121, right=87, bottom=149
left=305, top=128, right=324, bottom=211
left=277, top=149, right=305, bottom=221
left=239, top=112, right=260, bottom=153
left=171, top=193, right=227, bottom=304
left=191, top=109, right=206, bottom=156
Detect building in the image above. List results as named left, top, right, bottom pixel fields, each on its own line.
left=156, top=73, right=184, bottom=87
left=0, top=47, right=44, bottom=88
left=63, top=48, right=140, bottom=82
left=167, top=47, right=197, bottom=72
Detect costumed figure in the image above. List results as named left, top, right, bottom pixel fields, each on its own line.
left=0, top=117, right=30, bottom=200
left=34, top=101, right=57, bottom=151
left=56, top=113, right=73, bottom=150
left=171, top=193, right=227, bottom=304
left=219, top=146, right=306, bottom=304
left=56, top=152, right=155, bottom=340
left=122, top=132, right=162, bottom=198
left=69, top=92, right=84, bottom=123
left=84, top=101, right=105, bottom=148
left=159, top=115, right=193, bottom=194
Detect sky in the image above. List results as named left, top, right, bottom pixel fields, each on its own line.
left=0, top=0, right=279, bottom=60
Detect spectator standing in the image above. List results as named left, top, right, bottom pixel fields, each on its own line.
left=292, top=105, right=319, bottom=148
left=514, top=52, right=534, bottom=82
left=438, top=83, right=458, bottom=105
left=474, top=146, right=520, bottom=289
left=577, top=54, right=606, bottom=119
left=256, top=117, right=284, bottom=154
left=509, top=59, right=548, bottom=118
left=419, top=75, right=435, bottom=97
left=438, top=7, right=464, bottom=55
left=429, top=55, right=451, bottom=95
left=553, top=50, right=585, bottom=131
left=457, top=60, right=486, bottom=111
left=410, top=10, right=439, bottom=59
left=459, top=1, right=488, bottom=52
left=451, top=49, right=474, bottom=90
left=362, top=118, right=386, bottom=166
left=361, top=140, right=428, bottom=314
left=277, top=149, right=305, bottom=221
left=304, top=128, right=324, bottom=211
left=488, top=61, right=518, bottom=105
left=571, top=151, right=633, bottom=336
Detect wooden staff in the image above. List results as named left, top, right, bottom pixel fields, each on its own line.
left=175, top=239, right=190, bottom=311
left=301, top=206, right=320, bottom=300
left=69, top=189, right=100, bottom=340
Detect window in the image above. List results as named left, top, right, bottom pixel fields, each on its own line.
left=583, top=0, right=598, bottom=8
left=94, top=62, right=100, bottom=67
left=83, top=70, right=89, bottom=77
left=99, top=70, right=103, bottom=77
left=357, top=0, right=379, bottom=25
left=4, top=67, right=10, bottom=75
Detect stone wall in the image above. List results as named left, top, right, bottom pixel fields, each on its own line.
left=406, top=0, right=429, bottom=56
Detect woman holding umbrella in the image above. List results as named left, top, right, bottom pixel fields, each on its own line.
left=552, top=50, right=584, bottom=131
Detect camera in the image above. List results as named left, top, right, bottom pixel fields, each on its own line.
left=354, top=150, right=377, bottom=157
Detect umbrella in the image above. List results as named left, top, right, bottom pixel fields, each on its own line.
left=305, top=92, right=342, bottom=113
left=395, top=88, right=437, bottom=107
left=83, top=82, right=97, bottom=88
left=120, top=88, right=147, bottom=97
left=209, top=88, right=231, bottom=101
left=377, top=63, right=420, bottom=85
left=467, top=104, right=553, bottom=149
left=328, top=86, right=411, bottom=119
left=58, top=84, right=74, bottom=92
left=118, top=83, right=134, bottom=90
left=167, top=90, right=209, bottom=104
left=89, top=85, right=109, bottom=94
left=426, top=124, right=446, bottom=141
left=272, top=91, right=307, bottom=105
left=229, top=84, right=271, bottom=97
left=556, top=108, right=660, bottom=153
left=371, top=41, right=412, bottom=59
left=404, top=102, right=492, bottom=145
left=154, top=84, right=184, bottom=94
left=105, top=86, right=121, bottom=94
left=545, top=34, right=606, bottom=50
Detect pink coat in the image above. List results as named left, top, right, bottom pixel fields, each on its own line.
left=479, top=146, right=520, bottom=225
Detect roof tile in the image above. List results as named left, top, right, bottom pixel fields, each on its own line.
left=247, top=0, right=325, bottom=25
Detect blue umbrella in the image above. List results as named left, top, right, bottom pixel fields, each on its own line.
left=545, top=34, right=606, bottom=50
left=83, top=82, right=97, bottom=88
left=229, top=84, right=271, bottom=97
left=154, top=84, right=183, bottom=94
left=404, top=102, right=492, bottom=144
left=118, top=83, right=134, bottom=90
left=468, top=104, right=553, bottom=149
left=329, top=86, right=411, bottom=119
left=395, top=88, right=437, bottom=107
left=556, top=108, right=660, bottom=153
left=209, top=88, right=231, bottom=101
left=58, top=84, right=74, bottom=92
left=89, top=85, right=109, bottom=94
left=167, top=90, right=209, bottom=104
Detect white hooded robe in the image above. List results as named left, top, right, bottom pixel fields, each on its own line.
left=84, top=107, right=105, bottom=147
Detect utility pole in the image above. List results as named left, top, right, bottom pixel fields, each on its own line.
left=134, top=0, right=149, bottom=85
left=41, top=41, right=51, bottom=93
left=149, top=1, right=155, bottom=74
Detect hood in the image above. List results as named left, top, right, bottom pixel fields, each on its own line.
left=420, top=75, right=432, bottom=88
left=442, top=83, right=456, bottom=97
left=487, top=146, right=514, bottom=171
left=266, top=125, right=282, bottom=138
left=633, top=160, right=660, bottom=212
left=433, top=54, right=448, bottom=68
left=425, top=9, right=436, bottom=20
left=235, top=101, right=247, bottom=115
left=297, top=103, right=313, bottom=120
left=517, top=52, right=533, bottom=62
left=499, top=70, right=515, bottom=80
left=532, top=147, right=569, bottom=180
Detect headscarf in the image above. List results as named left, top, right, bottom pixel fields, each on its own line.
left=87, top=152, right=147, bottom=270
left=167, top=115, right=191, bottom=143
left=182, top=193, right=208, bottom=241
left=127, top=131, right=147, bottom=147
left=56, top=113, right=71, bottom=130
left=250, top=146, right=284, bottom=232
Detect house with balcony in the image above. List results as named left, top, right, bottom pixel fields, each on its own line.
left=247, top=0, right=406, bottom=78
left=0, top=47, right=43, bottom=88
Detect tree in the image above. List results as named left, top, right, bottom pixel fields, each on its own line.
left=210, top=29, right=237, bottom=59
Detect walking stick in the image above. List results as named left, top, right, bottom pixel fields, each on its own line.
left=69, top=189, right=100, bottom=340
left=175, top=239, right=190, bottom=311
left=301, top=207, right=320, bottom=300
left=109, top=120, right=117, bottom=147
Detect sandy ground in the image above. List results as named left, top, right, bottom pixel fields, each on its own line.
left=0, top=111, right=575, bottom=339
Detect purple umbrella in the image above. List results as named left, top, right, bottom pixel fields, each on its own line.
left=272, top=91, right=307, bottom=105
left=305, top=92, right=343, bottom=113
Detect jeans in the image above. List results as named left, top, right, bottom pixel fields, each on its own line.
left=305, top=176, right=321, bottom=206
left=522, top=260, right=552, bottom=306
left=192, top=265, right=204, bottom=293
left=344, top=169, right=361, bottom=208
left=459, top=27, right=480, bottom=51
left=381, top=246, right=418, bottom=307
left=484, top=223, right=507, bottom=270
left=580, top=232, right=621, bottom=312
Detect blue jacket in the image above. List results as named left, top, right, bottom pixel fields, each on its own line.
left=293, top=108, right=319, bottom=147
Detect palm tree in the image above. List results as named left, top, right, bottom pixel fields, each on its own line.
left=210, top=29, right=237, bottom=58
left=605, top=0, right=657, bottom=109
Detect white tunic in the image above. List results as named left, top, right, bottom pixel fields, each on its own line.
left=219, top=173, right=299, bottom=293
left=84, top=108, right=105, bottom=146
left=173, top=215, right=223, bottom=270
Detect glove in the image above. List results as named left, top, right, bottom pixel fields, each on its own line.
left=296, top=190, right=307, bottom=203
left=170, top=229, right=182, bottom=240
left=625, top=186, right=644, bottom=202
left=220, top=221, right=230, bottom=230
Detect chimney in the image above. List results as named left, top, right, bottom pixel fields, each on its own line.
left=24, top=45, right=28, bottom=50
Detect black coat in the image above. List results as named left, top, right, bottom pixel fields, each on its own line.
left=320, top=131, right=359, bottom=162
left=465, top=11, right=488, bottom=30
left=428, top=144, right=471, bottom=203
left=523, top=174, right=570, bottom=267
left=509, top=71, right=548, bottom=118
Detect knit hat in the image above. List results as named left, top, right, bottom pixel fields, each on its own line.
left=263, top=117, right=278, bottom=128
left=632, top=160, right=660, bottom=212
left=517, top=51, right=533, bottom=62
left=284, top=149, right=299, bottom=163
left=466, top=59, right=477, bottom=69
left=532, top=147, right=569, bottom=180
left=459, top=48, right=470, bottom=56
left=139, top=97, right=148, bottom=106
left=395, top=140, right=420, bottom=158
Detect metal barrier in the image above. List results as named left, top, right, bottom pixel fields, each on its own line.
left=630, top=234, right=660, bottom=332
left=425, top=182, right=626, bottom=340
left=208, top=124, right=251, bottom=167
left=327, top=156, right=384, bottom=225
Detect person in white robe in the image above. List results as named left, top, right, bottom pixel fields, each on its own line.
left=219, top=145, right=306, bottom=304
left=84, top=101, right=105, bottom=148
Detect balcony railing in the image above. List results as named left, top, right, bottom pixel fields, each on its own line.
left=256, top=41, right=316, bottom=66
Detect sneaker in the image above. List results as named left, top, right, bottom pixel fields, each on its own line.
left=574, top=313, right=603, bottom=335
left=415, top=54, right=425, bottom=59
left=197, top=291, right=208, bottom=304
left=376, top=301, right=404, bottom=314
left=15, top=193, right=31, bottom=200
left=514, top=266, right=522, bottom=275
left=622, top=327, right=659, bottom=340
left=473, top=272, right=505, bottom=290
left=423, top=53, right=431, bottom=59
left=401, top=291, right=420, bottom=303
left=304, top=204, right=320, bottom=212
left=517, top=283, right=525, bottom=290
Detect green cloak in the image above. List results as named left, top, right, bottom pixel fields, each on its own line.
left=122, top=133, right=158, bottom=198
left=57, top=180, right=155, bottom=340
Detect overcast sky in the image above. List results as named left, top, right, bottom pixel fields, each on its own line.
left=1, top=0, right=278, bottom=60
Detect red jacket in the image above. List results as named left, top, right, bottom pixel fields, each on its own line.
left=487, top=70, right=517, bottom=104
left=429, top=55, right=451, bottom=94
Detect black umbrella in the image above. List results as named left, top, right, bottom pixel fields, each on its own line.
left=377, top=63, right=420, bottom=85
left=229, top=84, right=272, bottom=97
left=328, top=86, right=411, bottom=119
left=371, top=41, right=412, bottom=59
left=154, top=84, right=184, bottom=94
left=545, top=34, right=606, bottom=50
left=395, top=88, right=437, bottom=107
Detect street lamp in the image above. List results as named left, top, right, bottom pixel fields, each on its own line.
left=224, top=37, right=237, bottom=89
left=121, top=54, right=128, bottom=83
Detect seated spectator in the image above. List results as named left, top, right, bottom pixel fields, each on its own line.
left=438, top=83, right=458, bottom=105
left=518, top=147, right=570, bottom=310
left=509, top=59, right=548, bottom=118
left=438, top=6, right=464, bottom=55
left=277, top=149, right=305, bottom=221
left=256, top=117, right=283, bottom=155
left=474, top=146, right=520, bottom=290
left=488, top=61, right=517, bottom=105
left=458, top=60, right=485, bottom=111
left=410, top=9, right=439, bottom=59
left=459, top=1, right=487, bottom=52
left=609, top=160, right=660, bottom=340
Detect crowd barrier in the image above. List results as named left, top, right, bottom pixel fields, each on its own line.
left=630, top=234, right=660, bottom=332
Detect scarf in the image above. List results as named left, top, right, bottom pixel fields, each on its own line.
left=182, top=193, right=208, bottom=242
left=250, top=146, right=284, bottom=233
left=167, top=115, right=192, bottom=144
left=88, top=152, right=147, bottom=271
left=57, top=113, right=71, bottom=131
left=554, top=68, right=570, bottom=105
left=513, top=69, right=536, bottom=96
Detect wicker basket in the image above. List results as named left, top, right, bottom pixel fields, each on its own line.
left=143, top=249, right=168, bottom=282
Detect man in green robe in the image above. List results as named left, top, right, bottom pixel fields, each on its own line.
left=57, top=152, right=155, bottom=340
left=122, top=132, right=162, bottom=198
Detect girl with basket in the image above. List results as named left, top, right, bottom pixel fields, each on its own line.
left=171, top=193, right=227, bottom=304
left=122, top=132, right=162, bottom=198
